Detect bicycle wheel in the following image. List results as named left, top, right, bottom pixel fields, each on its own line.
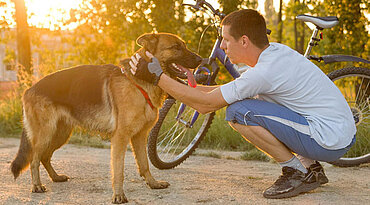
left=327, top=66, right=370, bottom=167
left=148, top=98, right=215, bottom=169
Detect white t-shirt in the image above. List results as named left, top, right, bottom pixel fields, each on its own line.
left=220, top=43, right=356, bottom=150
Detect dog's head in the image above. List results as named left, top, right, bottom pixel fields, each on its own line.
left=136, top=33, right=202, bottom=79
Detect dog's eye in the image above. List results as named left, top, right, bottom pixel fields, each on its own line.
left=170, top=44, right=181, bottom=50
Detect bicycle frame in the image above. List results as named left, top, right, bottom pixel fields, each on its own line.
left=175, top=35, right=240, bottom=128
left=207, top=37, right=241, bottom=80
left=304, top=27, right=370, bottom=64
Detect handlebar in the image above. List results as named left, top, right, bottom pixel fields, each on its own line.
left=183, top=0, right=271, bottom=35
left=183, top=0, right=226, bottom=19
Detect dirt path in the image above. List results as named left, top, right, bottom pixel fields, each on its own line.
left=1, top=137, right=369, bottom=205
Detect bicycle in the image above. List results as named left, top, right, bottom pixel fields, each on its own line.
left=148, top=0, right=370, bottom=169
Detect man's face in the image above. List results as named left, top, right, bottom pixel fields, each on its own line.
left=220, top=25, right=245, bottom=64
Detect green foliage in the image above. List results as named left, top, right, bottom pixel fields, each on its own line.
left=218, top=0, right=258, bottom=14
left=290, top=0, right=369, bottom=73
left=200, top=108, right=257, bottom=151
left=69, top=131, right=110, bottom=149
left=0, top=92, right=23, bottom=136
left=2, top=47, right=16, bottom=66
left=0, top=0, right=12, bottom=29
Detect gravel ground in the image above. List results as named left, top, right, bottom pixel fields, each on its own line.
left=1, top=137, right=369, bottom=205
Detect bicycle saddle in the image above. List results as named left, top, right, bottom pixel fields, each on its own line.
left=296, top=14, right=339, bottom=29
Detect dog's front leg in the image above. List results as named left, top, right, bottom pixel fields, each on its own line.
left=111, top=134, right=129, bottom=204
left=131, top=131, right=170, bottom=189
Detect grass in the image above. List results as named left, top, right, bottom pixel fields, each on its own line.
left=199, top=108, right=256, bottom=151
left=195, top=151, right=222, bottom=159
left=0, top=93, right=23, bottom=137
left=68, top=130, right=110, bottom=149
left=240, top=149, right=271, bottom=162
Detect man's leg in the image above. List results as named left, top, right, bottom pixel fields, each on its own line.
left=296, top=155, right=315, bottom=168
left=297, top=155, right=329, bottom=185
left=226, top=99, right=322, bottom=198
left=229, top=122, right=306, bottom=173
left=228, top=122, right=292, bottom=162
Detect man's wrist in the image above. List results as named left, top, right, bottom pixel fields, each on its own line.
left=153, top=72, right=163, bottom=86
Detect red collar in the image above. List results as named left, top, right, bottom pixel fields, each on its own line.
left=121, top=68, right=155, bottom=110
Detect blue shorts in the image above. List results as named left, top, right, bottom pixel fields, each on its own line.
left=225, top=99, right=355, bottom=162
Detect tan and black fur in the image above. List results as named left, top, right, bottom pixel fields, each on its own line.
left=10, top=33, right=202, bottom=204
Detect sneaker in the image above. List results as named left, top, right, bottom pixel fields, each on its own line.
left=308, top=161, right=329, bottom=185
left=263, top=166, right=320, bottom=199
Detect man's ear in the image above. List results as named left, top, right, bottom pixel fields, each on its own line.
left=137, top=33, right=159, bottom=53
left=241, top=35, right=249, bottom=47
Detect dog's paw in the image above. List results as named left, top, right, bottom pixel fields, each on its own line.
left=32, top=184, right=47, bottom=193
left=147, top=180, right=170, bottom=189
left=112, top=193, right=128, bottom=204
left=52, top=174, right=70, bottom=182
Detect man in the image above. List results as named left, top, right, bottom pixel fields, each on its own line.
left=128, top=9, right=356, bottom=199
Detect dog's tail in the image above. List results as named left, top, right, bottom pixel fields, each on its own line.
left=11, top=129, right=32, bottom=180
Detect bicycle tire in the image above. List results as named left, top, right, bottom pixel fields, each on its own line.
left=148, top=98, right=215, bottom=169
left=327, top=66, right=370, bottom=167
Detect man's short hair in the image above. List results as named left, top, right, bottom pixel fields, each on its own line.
left=221, top=9, right=269, bottom=49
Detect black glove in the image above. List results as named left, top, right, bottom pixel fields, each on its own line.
left=129, top=52, right=163, bottom=85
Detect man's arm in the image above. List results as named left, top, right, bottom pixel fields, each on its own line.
left=158, top=74, right=228, bottom=114
left=127, top=51, right=228, bottom=113
left=195, top=84, right=219, bottom=92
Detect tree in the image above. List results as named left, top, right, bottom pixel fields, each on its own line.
left=264, top=0, right=276, bottom=26
left=218, top=0, right=257, bottom=14
left=12, top=0, right=32, bottom=76
left=277, top=0, right=283, bottom=43
left=309, top=0, right=369, bottom=73
left=65, top=0, right=189, bottom=64
left=285, top=0, right=309, bottom=54
left=0, top=0, right=11, bottom=29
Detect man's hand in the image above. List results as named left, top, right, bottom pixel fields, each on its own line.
left=129, top=51, right=163, bottom=85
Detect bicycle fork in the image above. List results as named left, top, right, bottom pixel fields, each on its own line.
left=175, top=67, right=212, bottom=128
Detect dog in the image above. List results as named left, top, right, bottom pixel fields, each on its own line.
left=10, top=33, right=202, bottom=204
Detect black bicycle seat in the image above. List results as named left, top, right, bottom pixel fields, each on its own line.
left=296, top=14, right=339, bottom=29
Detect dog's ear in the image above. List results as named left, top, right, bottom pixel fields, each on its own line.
left=136, top=33, right=159, bottom=53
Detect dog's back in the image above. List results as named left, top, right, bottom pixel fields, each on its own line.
left=11, top=64, right=121, bottom=180
left=29, top=64, right=119, bottom=117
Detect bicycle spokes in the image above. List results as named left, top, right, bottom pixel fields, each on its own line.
left=333, top=72, right=369, bottom=159
left=154, top=101, right=212, bottom=163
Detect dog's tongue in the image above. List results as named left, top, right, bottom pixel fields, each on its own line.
left=176, top=64, right=196, bottom=88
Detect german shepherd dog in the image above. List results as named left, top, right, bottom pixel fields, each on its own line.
left=11, top=33, right=202, bottom=204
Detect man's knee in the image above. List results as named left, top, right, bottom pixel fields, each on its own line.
left=225, top=101, right=246, bottom=123
left=228, top=120, right=237, bottom=128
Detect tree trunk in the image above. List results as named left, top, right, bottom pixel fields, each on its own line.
left=294, top=0, right=305, bottom=54
left=294, top=18, right=298, bottom=50
left=298, top=21, right=305, bottom=54
left=277, top=0, right=283, bottom=43
left=12, top=0, right=32, bottom=79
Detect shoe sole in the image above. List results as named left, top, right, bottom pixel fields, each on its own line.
left=263, top=181, right=320, bottom=199
left=319, top=177, right=329, bottom=185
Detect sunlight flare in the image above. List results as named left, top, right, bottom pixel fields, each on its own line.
left=25, top=0, right=82, bottom=30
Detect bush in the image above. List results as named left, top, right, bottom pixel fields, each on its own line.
left=0, top=93, right=23, bottom=137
